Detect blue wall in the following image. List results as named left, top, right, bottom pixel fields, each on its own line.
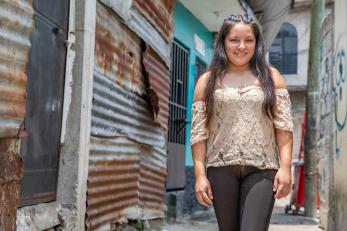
left=173, top=1, right=213, bottom=166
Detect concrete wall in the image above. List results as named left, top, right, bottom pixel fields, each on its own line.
left=333, top=0, right=347, bottom=230
left=318, top=6, right=334, bottom=230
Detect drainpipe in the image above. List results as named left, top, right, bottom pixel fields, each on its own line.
left=304, top=0, right=325, bottom=218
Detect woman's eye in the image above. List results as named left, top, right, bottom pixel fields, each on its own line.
left=229, top=39, right=238, bottom=43
left=246, top=39, right=254, bottom=43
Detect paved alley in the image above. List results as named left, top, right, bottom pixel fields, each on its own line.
left=162, top=197, right=323, bottom=231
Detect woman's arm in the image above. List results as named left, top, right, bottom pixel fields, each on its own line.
left=192, top=140, right=213, bottom=206
left=191, top=72, right=213, bottom=206
left=271, top=67, right=294, bottom=199
left=274, top=130, right=293, bottom=199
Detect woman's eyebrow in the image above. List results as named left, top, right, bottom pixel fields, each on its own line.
left=227, top=36, right=254, bottom=39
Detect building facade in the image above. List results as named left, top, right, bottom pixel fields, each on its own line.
left=1, top=0, right=175, bottom=230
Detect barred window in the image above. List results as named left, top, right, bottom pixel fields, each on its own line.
left=269, top=23, right=298, bottom=74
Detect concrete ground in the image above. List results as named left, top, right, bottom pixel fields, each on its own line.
left=161, top=196, right=323, bottom=231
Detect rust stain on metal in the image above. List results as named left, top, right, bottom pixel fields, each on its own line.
left=139, top=145, right=167, bottom=219
left=0, top=1, right=33, bottom=230
left=143, top=46, right=171, bottom=133
left=95, top=3, right=146, bottom=96
left=0, top=0, right=34, bottom=137
left=139, top=163, right=167, bottom=219
left=87, top=136, right=167, bottom=228
left=132, top=0, right=175, bottom=42
left=89, top=3, right=169, bottom=229
left=86, top=157, right=140, bottom=229
left=87, top=136, right=141, bottom=230
left=0, top=138, right=23, bottom=231
left=92, top=71, right=165, bottom=147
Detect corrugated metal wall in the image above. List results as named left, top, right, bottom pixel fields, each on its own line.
left=0, top=0, right=34, bottom=137
left=0, top=0, right=34, bottom=230
left=86, top=1, right=173, bottom=229
left=143, top=47, right=171, bottom=134
left=132, top=0, right=174, bottom=43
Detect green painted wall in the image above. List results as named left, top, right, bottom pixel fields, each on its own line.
left=173, top=1, right=213, bottom=166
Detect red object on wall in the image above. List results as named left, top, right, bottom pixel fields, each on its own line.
left=293, top=163, right=320, bottom=209
left=286, top=111, right=320, bottom=214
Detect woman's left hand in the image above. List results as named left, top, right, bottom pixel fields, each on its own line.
left=273, top=167, right=292, bottom=199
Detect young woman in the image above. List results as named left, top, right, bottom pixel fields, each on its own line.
left=190, top=14, right=293, bottom=231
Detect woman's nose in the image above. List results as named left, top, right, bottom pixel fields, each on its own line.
left=239, top=41, right=245, bottom=49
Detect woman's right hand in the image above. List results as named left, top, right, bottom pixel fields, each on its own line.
left=195, top=175, right=213, bottom=207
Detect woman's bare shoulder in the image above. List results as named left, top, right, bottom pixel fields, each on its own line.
left=270, top=67, right=287, bottom=89
left=194, top=71, right=210, bottom=102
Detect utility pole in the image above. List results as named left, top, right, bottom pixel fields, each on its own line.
left=304, top=0, right=325, bottom=218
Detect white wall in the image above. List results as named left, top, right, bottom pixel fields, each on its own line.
left=283, top=10, right=311, bottom=90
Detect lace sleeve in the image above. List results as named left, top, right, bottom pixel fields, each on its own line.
left=190, top=101, right=209, bottom=145
left=273, top=89, right=294, bottom=132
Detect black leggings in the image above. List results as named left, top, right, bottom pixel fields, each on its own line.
left=207, top=165, right=277, bottom=231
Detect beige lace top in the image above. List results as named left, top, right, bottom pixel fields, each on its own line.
left=190, top=85, right=293, bottom=170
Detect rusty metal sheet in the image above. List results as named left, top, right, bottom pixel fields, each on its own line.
left=86, top=136, right=141, bottom=230
left=0, top=138, right=23, bottom=231
left=87, top=136, right=167, bottom=229
left=88, top=3, right=169, bottom=229
left=139, top=145, right=167, bottom=219
left=128, top=9, right=171, bottom=67
left=92, top=70, right=165, bottom=148
left=95, top=3, right=146, bottom=97
left=98, top=0, right=172, bottom=67
left=143, top=46, right=171, bottom=133
left=89, top=71, right=168, bottom=227
left=0, top=0, right=34, bottom=137
left=132, top=0, right=175, bottom=43
left=0, top=0, right=33, bottom=229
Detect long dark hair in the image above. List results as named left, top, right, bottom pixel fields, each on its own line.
left=205, top=14, right=276, bottom=127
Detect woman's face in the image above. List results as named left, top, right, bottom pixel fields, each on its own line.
left=224, top=23, right=256, bottom=68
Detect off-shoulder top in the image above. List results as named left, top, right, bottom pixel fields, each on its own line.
left=190, top=84, right=293, bottom=170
